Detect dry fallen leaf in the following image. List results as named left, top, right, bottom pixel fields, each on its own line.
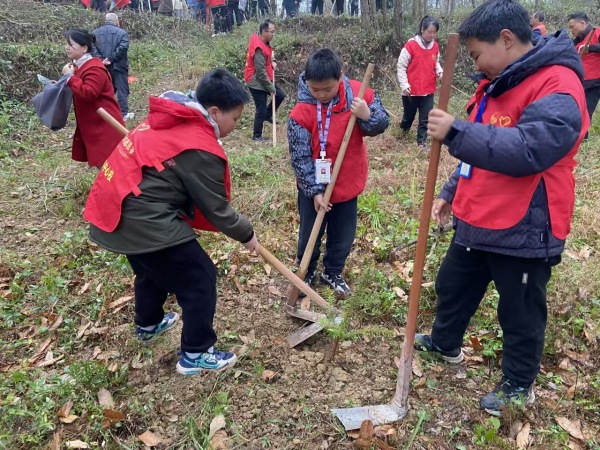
left=516, top=421, right=531, bottom=449
left=98, top=388, right=114, bottom=408
left=374, top=424, right=396, bottom=438
left=469, top=335, right=484, bottom=352
left=56, top=400, right=73, bottom=418
left=300, top=298, right=311, bottom=311
left=138, top=430, right=161, bottom=446
left=48, top=315, right=64, bottom=332
left=208, top=414, right=226, bottom=440
left=78, top=281, right=91, bottom=295
left=263, top=264, right=272, bottom=276
left=556, top=417, right=585, bottom=441
left=102, top=408, right=125, bottom=429
left=49, top=432, right=61, bottom=450
left=393, top=356, right=401, bottom=369
left=209, top=430, right=229, bottom=450
left=261, top=370, right=277, bottom=381
left=107, top=296, right=133, bottom=309
left=59, top=414, right=79, bottom=424
left=268, top=285, right=283, bottom=297
left=65, top=440, right=90, bottom=449
left=392, top=286, right=407, bottom=300
left=354, top=419, right=374, bottom=450
left=412, top=354, right=423, bottom=377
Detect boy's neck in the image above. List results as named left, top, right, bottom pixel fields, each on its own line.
left=506, top=41, right=535, bottom=68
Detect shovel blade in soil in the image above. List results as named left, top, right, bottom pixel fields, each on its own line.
left=331, top=404, right=408, bottom=430
left=287, top=322, right=325, bottom=348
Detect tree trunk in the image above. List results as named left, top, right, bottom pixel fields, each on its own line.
left=534, top=0, right=541, bottom=9
left=422, top=0, right=426, bottom=17
left=360, top=0, right=370, bottom=28
left=392, top=0, right=404, bottom=53
left=412, top=0, right=419, bottom=22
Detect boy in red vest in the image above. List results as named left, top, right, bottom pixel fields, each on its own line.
left=84, top=69, right=259, bottom=375
left=415, top=0, right=589, bottom=416
left=567, top=12, right=600, bottom=135
left=245, top=19, right=286, bottom=142
left=288, top=49, right=390, bottom=297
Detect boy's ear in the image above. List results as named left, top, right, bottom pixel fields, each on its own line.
left=499, top=29, right=516, bottom=49
left=206, top=105, right=220, bottom=120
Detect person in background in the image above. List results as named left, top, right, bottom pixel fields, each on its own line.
left=93, top=13, right=133, bottom=120
left=227, top=0, right=245, bottom=27
left=84, top=69, right=259, bottom=376
left=282, top=0, right=298, bottom=18
left=208, top=0, right=232, bottom=36
left=531, top=11, right=547, bottom=42
left=244, top=20, right=286, bottom=142
left=397, top=15, right=443, bottom=152
left=311, top=0, right=323, bottom=15
left=350, top=0, right=358, bottom=17
left=567, top=12, right=600, bottom=135
left=61, top=28, right=124, bottom=167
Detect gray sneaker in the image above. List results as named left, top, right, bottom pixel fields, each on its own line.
left=320, top=272, right=351, bottom=298
left=413, top=334, right=464, bottom=363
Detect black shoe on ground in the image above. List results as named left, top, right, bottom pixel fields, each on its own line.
left=265, top=117, right=278, bottom=125
left=298, top=269, right=317, bottom=298
left=480, top=376, right=535, bottom=416
left=253, top=136, right=267, bottom=142
left=413, top=334, right=464, bottom=363
left=320, top=272, right=352, bottom=298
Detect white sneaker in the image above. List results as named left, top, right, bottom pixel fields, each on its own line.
left=123, top=112, right=135, bottom=121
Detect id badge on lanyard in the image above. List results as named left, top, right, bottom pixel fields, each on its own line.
left=459, top=94, right=487, bottom=179
left=315, top=101, right=333, bottom=184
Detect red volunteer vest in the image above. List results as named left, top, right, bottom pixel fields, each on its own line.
left=453, top=65, right=589, bottom=240
left=84, top=97, right=231, bottom=233
left=576, top=28, right=600, bottom=81
left=532, top=23, right=547, bottom=35
left=405, top=39, right=439, bottom=96
left=289, top=80, right=374, bottom=204
left=244, top=33, right=274, bottom=83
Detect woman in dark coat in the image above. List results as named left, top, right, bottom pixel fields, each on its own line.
left=62, top=28, right=125, bottom=167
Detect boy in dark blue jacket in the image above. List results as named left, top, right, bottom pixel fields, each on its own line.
left=415, top=0, right=589, bottom=415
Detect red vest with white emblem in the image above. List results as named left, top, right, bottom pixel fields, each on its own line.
left=244, top=33, right=274, bottom=83
left=453, top=65, right=589, bottom=240
left=405, top=39, right=439, bottom=96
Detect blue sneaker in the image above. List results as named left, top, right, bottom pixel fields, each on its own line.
left=480, top=376, right=535, bottom=416
left=176, top=347, right=237, bottom=375
left=135, top=312, right=179, bottom=343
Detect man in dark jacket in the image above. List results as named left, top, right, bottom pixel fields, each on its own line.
left=416, top=0, right=589, bottom=417
left=93, top=13, right=133, bottom=120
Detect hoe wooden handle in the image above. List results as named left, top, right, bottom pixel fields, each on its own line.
left=97, top=107, right=128, bottom=136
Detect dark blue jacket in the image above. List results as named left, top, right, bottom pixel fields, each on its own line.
left=92, top=24, right=130, bottom=74
left=440, top=30, right=585, bottom=259
left=287, top=73, right=390, bottom=198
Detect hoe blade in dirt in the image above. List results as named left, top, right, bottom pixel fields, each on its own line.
left=331, top=404, right=408, bottom=431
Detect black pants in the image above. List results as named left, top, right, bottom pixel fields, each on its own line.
left=431, top=240, right=554, bottom=386
left=283, top=0, right=297, bottom=17
left=350, top=0, right=358, bottom=15
left=297, top=192, right=357, bottom=276
left=311, top=0, right=323, bottom=14
left=400, top=94, right=434, bottom=145
left=249, top=86, right=285, bottom=139
left=108, top=67, right=129, bottom=116
left=211, top=5, right=232, bottom=34
left=127, top=240, right=218, bottom=353
left=584, top=85, right=600, bottom=128
left=333, top=0, right=344, bottom=15
left=227, top=1, right=244, bottom=26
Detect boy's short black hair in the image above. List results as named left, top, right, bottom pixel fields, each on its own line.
left=304, top=49, right=342, bottom=82
left=533, top=11, right=545, bottom=22
left=195, top=69, right=249, bottom=112
left=567, top=12, right=589, bottom=23
left=458, top=0, right=532, bottom=44
left=259, top=19, right=274, bottom=34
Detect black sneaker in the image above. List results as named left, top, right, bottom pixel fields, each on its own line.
left=253, top=136, right=267, bottom=142
left=299, top=269, right=317, bottom=298
left=413, top=334, right=464, bottom=363
left=320, top=272, right=352, bottom=298
left=480, top=376, right=535, bottom=416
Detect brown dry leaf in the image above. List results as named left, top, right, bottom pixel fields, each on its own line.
left=57, top=400, right=73, bottom=418
left=421, top=281, right=434, bottom=288
left=208, top=414, right=226, bottom=440
left=209, top=430, right=229, bottom=450
left=233, top=277, right=244, bottom=293
left=268, top=285, right=283, bottom=297
left=354, top=419, right=374, bottom=450
left=65, top=440, right=90, bottom=449
left=98, top=388, right=115, bottom=408
left=374, top=424, right=396, bottom=438
left=260, top=370, right=277, bottom=381
left=139, top=430, right=161, bottom=446
left=568, top=439, right=584, bottom=450
left=516, top=422, right=531, bottom=449
left=102, top=408, right=125, bottom=429
left=393, top=356, right=401, bottom=369
left=107, top=296, right=133, bottom=309
left=300, top=298, right=311, bottom=311
left=95, top=282, right=103, bottom=293
left=263, top=264, right=272, bottom=276
left=107, top=361, right=119, bottom=373
left=49, top=432, right=61, bottom=450
left=469, top=335, right=484, bottom=352
left=392, top=261, right=413, bottom=281
left=59, top=414, right=79, bottom=424
left=583, top=320, right=598, bottom=345
left=392, top=286, right=407, bottom=301
left=578, top=245, right=592, bottom=259
left=564, top=349, right=589, bottom=364
left=556, top=417, right=585, bottom=441
left=85, top=326, right=109, bottom=335
left=37, top=355, right=64, bottom=368
left=373, top=438, right=395, bottom=450
left=78, top=281, right=91, bottom=295
left=348, top=430, right=361, bottom=439
left=48, top=315, right=64, bottom=332
left=29, top=338, right=53, bottom=362
left=92, top=346, right=102, bottom=359
left=412, top=354, right=423, bottom=377
left=564, top=249, right=579, bottom=260
left=565, top=385, right=576, bottom=398
left=76, top=319, right=92, bottom=339
left=414, top=376, right=427, bottom=388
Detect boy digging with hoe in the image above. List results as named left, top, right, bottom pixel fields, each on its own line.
left=84, top=69, right=259, bottom=375
left=416, top=0, right=589, bottom=416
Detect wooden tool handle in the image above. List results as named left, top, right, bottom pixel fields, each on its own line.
left=97, top=107, right=128, bottom=136
left=393, top=33, right=460, bottom=408
left=287, top=63, right=375, bottom=307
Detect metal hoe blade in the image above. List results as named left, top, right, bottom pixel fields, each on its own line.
left=331, top=404, right=408, bottom=431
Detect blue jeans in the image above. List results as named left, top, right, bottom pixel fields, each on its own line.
left=297, top=191, right=358, bottom=276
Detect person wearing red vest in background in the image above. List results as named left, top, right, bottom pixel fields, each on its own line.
left=568, top=12, right=600, bottom=137
left=84, top=69, right=260, bottom=376
left=415, top=0, right=589, bottom=416
left=288, top=49, right=390, bottom=297
left=531, top=11, right=547, bottom=42
left=397, top=16, right=443, bottom=152
left=207, top=0, right=232, bottom=36
left=245, top=20, right=286, bottom=142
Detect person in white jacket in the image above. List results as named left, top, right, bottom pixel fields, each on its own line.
left=397, top=16, right=443, bottom=151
